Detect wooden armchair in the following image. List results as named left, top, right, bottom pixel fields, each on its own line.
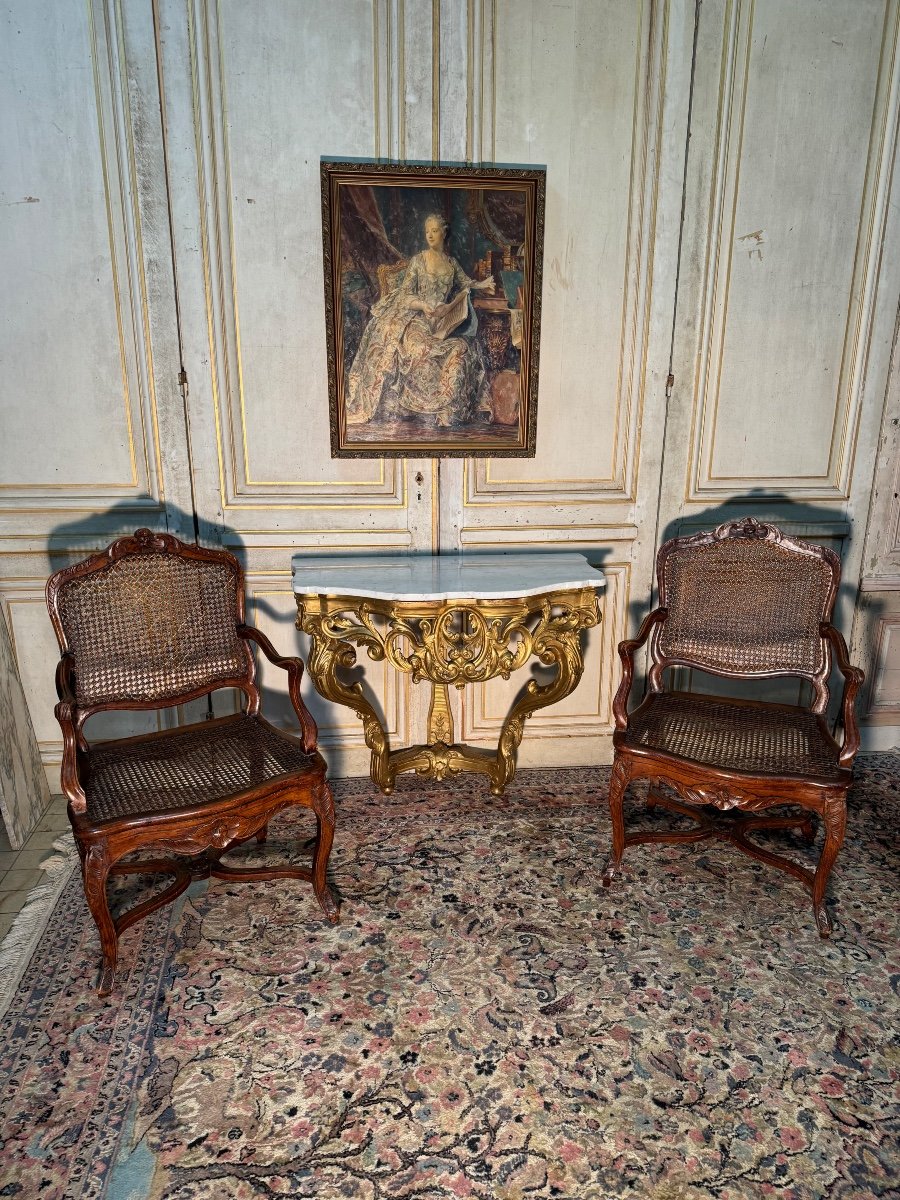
left=46, top=528, right=338, bottom=995
left=602, top=518, right=863, bottom=937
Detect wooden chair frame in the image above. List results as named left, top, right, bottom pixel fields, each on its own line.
left=47, top=528, right=338, bottom=995
left=602, top=518, right=864, bottom=937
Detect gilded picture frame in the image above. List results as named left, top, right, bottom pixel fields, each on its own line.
left=321, top=160, right=546, bottom=458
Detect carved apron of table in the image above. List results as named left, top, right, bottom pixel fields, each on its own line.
left=295, top=588, right=600, bottom=795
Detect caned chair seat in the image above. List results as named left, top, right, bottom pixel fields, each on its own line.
left=624, top=692, right=843, bottom=781
left=603, top=518, right=863, bottom=938
left=84, top=714, right=320, bottom=823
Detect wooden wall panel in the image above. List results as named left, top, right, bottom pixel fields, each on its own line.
left=157, top=0, right=439, bottom=764
left=0, top=0, right=163, bottom=507
left=684, top=0, right=896, bottom=499
left=659, top=0, right=900, bottom=663
left=159, top=0, right=436, bottom=543
left=195, top=0, right=402, bottom=504
left=868, top=615, right=900, bottom=716
left=469, top=0, right=654, bottom=502
left=5, top=0, right=900, bottom=791
left=433, top=0, right=690, bottom=765
left=0, top=0, right=191, bottom=790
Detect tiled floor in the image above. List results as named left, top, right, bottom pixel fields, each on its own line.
left=0, top=795, right=70, bottom=941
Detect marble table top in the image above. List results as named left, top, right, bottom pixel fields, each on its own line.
left=291, top=552, right=606, bottom=602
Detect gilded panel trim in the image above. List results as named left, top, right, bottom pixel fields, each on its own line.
left=687, top=0, right=900, bottom=500
left=185, top=0, right=403, bottom=506
left=469, top=0, right=664, bottom=503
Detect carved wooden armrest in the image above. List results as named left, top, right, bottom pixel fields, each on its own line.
left=238, top=624, right=319, bottom=752
left=54, top=666, right=88, bottom=812
left=821, top=622, right=864, bottom=767
left=55, top=651, right=77, bottom=703
left=613, top=608, right=668, bottom=731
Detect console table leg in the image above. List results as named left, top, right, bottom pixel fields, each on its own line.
left=301, top=622, right=394, bottom=795
left=297, top=589, right=600, bottom=798
left=491, top=615, right=590, bottom=796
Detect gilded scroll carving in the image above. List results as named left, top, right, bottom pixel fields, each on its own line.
left=297, top=591, right=601, bottom=795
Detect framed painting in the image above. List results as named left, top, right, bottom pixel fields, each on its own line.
left=321, top=160, right=546, bottom=458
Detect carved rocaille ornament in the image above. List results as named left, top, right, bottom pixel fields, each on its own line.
left=682, top=784, right=758, bottom=811
left=297, top=589, right=601, bottom=795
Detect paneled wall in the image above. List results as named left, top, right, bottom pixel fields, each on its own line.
left=2, top=0, right=899, bottom=787
left=664, top=0, right=898, bottom=545
left=0, top=0, right=194, bottom=775
left=658, top=0, right=900, bottom=710
left=853, top=310, right=900, bottom=745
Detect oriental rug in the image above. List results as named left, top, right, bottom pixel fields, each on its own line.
left=0, top=762, right=897, bottom=1200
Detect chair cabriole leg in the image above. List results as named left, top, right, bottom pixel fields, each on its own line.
left=812, top=789, right=847, bottom=938
left=602, top=756, right=631, bottom=886
left=81, top=840, right=118, bottom=995
left=312, top=781, right=339, bottom=923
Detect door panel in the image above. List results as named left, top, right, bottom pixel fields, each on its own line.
left=0, top=0, right=192, bottom=784
left=438, top=0, right=692, bottom=764
left=659, top=0, right=900, bottom=638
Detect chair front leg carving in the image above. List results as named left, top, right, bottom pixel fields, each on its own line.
left=812, top=788, right=848, bottom=937
left=602, top=756, right=633, bottom=885
left=81, top=840, right=117, bottom=996
left=311, top=780, right=339, bottom=923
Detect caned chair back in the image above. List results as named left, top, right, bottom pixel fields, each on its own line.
left=649, top=518, right=840, bottom=710
left=46, top=529, right=254, bottom=714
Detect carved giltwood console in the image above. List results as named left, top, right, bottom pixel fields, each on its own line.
left=293, top=554, right=605, bottom=795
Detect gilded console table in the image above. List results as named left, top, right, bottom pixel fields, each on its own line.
left=292, top=553, right=605, bottom=795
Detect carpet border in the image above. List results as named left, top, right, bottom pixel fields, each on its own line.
left=0, top=832, right=78, bottom=1020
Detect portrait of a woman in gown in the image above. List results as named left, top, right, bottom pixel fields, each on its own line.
left=345, top=214, right=496, bottom=429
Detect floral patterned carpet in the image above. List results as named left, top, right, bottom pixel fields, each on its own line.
left=0, top=761, right=897, bottom=1199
